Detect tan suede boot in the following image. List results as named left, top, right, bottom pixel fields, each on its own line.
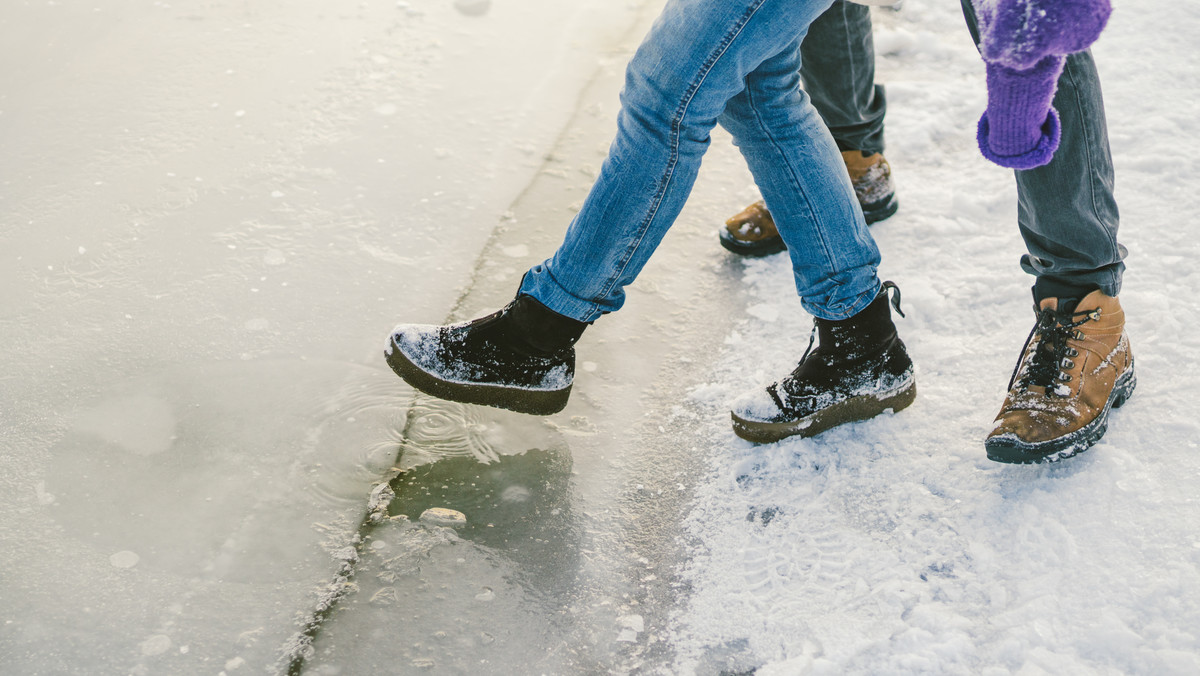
left=720, top=150, right=899, bottom=256
left=985, top=290, right=1136, bottom=463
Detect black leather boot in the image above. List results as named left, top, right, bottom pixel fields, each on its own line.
left=730, top=282, right=916, bottom=443
left=386, top=295, right=589, bottom=415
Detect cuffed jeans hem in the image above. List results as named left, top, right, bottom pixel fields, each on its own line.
left=799, top=274, right=881, bottom=321
left=1022, top=254, right=1123, bottom=298
left=518, top=266, right=610, bottom=324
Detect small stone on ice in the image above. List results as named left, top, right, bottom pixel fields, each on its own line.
left=419, top=507, right=466, bottom=527
left=110, top=550, right=140, bottom=568
left=140, top=634, right=171, bottom=656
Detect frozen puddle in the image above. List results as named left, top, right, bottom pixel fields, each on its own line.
left=302, top=414, right=582, bottom=674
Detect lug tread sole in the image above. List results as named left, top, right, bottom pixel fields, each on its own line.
left=731, top=377, right=917, bottom=444
left=985, top=365, right=1137, bottom=464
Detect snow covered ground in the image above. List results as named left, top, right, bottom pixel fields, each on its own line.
left=2, top=0, right=1198, bottom=674
left=672, top=1, right=1200, bottom=673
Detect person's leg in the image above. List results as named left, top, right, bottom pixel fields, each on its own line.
left=960, top=0, right=1133, bottom=464
left=1017, top=50, right=1124, bottom=300
left=801, top=0, right=886, bottom=154
left=387, top=0, right=915, bottom=434
left=717, top=40, right=881, bottom=318
left=716, top=18, right=913, bottom=442
left=960, top=0, right=1124, bottom=300
left=721, top=0, right=897, bottom=257
left=520, top=0, right=880, bottom=323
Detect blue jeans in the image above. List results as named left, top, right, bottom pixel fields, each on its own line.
left=802, top=1, right=887, bottom=155
left=520, top=0, right=881, bottom=323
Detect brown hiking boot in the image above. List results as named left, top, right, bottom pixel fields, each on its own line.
left=720, top=150, right=899, bottom=256
left=985, top=290, right=1136, bottom=464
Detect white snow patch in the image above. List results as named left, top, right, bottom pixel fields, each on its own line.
left=746, top=303, right=780, bottom=322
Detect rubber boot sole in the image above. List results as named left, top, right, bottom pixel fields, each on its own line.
left=718, top=193, right=899, bottom=257
left=985, top=365, right=1137, bottom=464
left=731, top=376, right=917, bottom=444
left=385, top=338, right=571, bottom=416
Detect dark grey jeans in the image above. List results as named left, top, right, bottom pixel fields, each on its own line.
left=801, top=1, right=887, bottom=155
left=960, top=0, right=1125, bottom=300
left=804, top=0, right=1126, bottom=299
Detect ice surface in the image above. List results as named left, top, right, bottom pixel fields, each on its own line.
left=4, top=0, right=1198, bottom=674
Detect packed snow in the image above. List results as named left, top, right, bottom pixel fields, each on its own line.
left=671, top=1, right=1200, bottom=673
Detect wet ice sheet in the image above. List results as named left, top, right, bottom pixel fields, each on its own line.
left=1, top=361, right=406, bottom=674
left=0, top=0, right=658, bottom=673
left=306, top=445, right=584, bottom=674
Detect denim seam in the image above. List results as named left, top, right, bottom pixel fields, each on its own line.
left=744, top=64, right=840, bottom=276
left=595, top=0, right=768, bottom=303
left=840, top=2, right=862, bottom=126
left=1064, top=53, right=1122, bottom=295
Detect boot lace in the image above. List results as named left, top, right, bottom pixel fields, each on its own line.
left=1007, top=305, right=1101, bottom=395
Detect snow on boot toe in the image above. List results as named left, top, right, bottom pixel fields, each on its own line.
left=985, top=290, right=1135, bottom=464
left=385, top=295, right=587, bottom=416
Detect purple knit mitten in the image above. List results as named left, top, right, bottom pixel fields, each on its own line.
left=975, top=0, right=1112, bottom=169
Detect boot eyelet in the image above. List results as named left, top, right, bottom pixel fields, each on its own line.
left=1061, top=358, right=1074, bottom=369
left=1059, top=373, right=1072, bottom=382
left=1073, top=330, right=1084, bottom=340
left=1089, top=310, right=1101, bottom=320
left=1067, top=347, right=1079, bottom=357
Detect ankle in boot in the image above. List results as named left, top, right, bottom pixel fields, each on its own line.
left=730, top=282, right=916, bottom=443
left=719, top=151, right=899, bottom=257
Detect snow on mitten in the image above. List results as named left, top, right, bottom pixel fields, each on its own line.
left=974, top=0, right=1112, bottom=169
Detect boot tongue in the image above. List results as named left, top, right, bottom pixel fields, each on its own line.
left=1036, top=296, right=1081, bottom=316
left=1056, top=297, right=1082, bottom=316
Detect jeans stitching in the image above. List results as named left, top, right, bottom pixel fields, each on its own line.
left=743, top=67, right=841, bottom=273
left=1065, top=53, right=1122, bottom=283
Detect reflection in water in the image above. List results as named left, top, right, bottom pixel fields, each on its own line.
left=389, top=445, right=579, bottom=586
left=304, top=401, right=586, bottom=673
left=391, top=396, right=580, bottom=588
left=398, top=396, right=564, bottom=468
left=401, top=397, right=500, bottom=464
